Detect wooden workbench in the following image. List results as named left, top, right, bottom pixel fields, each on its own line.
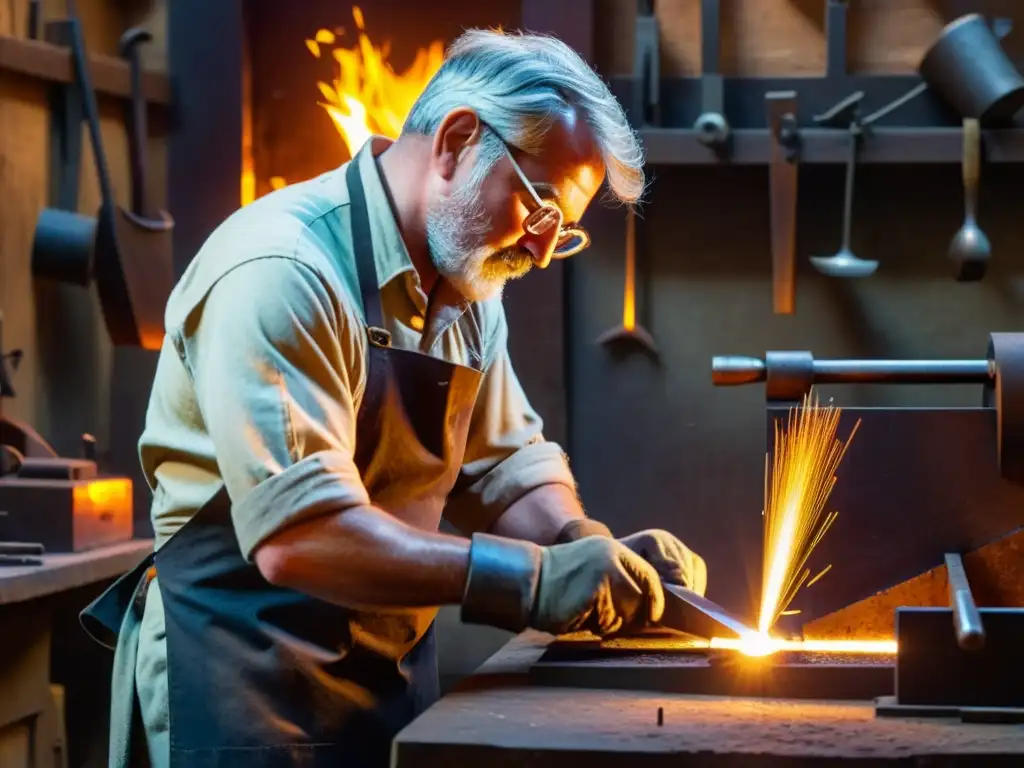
left=0, top=540, right=153, bottom=767
left=393, top=631, right=1024, bottom=766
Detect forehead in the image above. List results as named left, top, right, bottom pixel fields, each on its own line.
left=514, top=109, right=605, bottom=217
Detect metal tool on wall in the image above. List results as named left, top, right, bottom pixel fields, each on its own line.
left=30, top=12, right=174, bottom=350
left=766, top=91, right=800, bottom=314
left=631, top=0, right=660, bottom=127
left=597, top=207, right=657, bottom=355
left=919, top=14, right=1024, bottom=126
left=809, top=93, right=878, bottom=278
left=948, top=118, right=990, bottom=282
left=693, top=0, right=730, bottom=156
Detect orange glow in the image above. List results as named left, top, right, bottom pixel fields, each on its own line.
left=75, top=478, right=132, bottom=508
left=700, top=391, right=884, bottom=658
left=758, top=391, right=860, bottom=634
left=709, top=636, right=897, bottom=657
left=310, top=7, right=444, bottom=162
left=623, top=208, right=636, bottom=331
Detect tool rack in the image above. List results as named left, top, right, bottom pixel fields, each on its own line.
left=620, top=0, right=1024, bottom=164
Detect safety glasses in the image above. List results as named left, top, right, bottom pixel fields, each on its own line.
left=501, top=143, right=591, bottom=259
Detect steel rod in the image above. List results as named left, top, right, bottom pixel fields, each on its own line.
left=944, top=553, right=985, bottom=651
left=712, top=355, right=993, bottom=386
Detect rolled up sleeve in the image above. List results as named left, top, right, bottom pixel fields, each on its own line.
left=184, top=256, right=367, bottom=560
left=444, top=308, right=576, bottom=535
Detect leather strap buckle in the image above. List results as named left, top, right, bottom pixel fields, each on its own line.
left=367, top=326, right=392, bottom=348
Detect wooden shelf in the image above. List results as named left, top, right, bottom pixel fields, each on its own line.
left=642, top=127, right=1024, bottom=165
left=0, top=33, right=170, bottom=106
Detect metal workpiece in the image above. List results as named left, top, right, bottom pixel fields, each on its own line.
left=658, top=583, right=750, bottom=640
left=881, top=606, right=1024, bottom=717
left=712, top=352, right=991, bottom=398
left=944, top=553, right=984, bottom=651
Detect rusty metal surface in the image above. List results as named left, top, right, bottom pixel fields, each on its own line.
left=803, top=526, right=1024, bottom=640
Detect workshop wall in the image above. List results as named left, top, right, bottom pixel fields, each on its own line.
left=0, top=0, right=166, bottom=535
left=561, top=0, right=1024, bottom=624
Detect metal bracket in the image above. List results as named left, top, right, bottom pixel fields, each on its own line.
left=825, top=0, right=848, bottom=79
left=693, top=0, right=731, bottom=155
left=632, top=0, right=660, bottom=126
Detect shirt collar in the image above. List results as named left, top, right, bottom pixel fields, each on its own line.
left=353, top=136, right=419, bottom=293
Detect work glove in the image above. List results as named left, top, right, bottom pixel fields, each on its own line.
left=618, top=529, right=708, bottom=596
left=555, top=518, right=708, bottom=596
left=460, top=533, right=665, bottom=637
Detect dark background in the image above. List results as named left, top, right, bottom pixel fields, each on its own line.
left=171, top=0, right=1024, bottom=684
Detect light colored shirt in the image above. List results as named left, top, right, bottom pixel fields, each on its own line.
left=132, top=137, right=575, bottom=765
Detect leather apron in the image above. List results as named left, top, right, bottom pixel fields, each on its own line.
left=80, top=158, right=484, bottom=767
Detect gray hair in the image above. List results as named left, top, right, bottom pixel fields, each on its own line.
left=403, top=28, right=646, bottom=204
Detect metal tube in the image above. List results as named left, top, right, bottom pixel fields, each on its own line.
left=944, top=553, right=985, bottom=651
left=712, top=355, right=993, bottom=386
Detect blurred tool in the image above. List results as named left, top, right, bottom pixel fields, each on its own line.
left=948, top=118, right=990, bottom=282
left=598, top=208, right=658, bottom=355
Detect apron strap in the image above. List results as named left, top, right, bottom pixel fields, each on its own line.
left=345, top=156, right=386, bottom=331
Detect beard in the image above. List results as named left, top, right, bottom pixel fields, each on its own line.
left=425, top=170, right=534, bottom=303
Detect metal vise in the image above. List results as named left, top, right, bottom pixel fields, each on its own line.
left=711, top=333, right=1024, bottom=633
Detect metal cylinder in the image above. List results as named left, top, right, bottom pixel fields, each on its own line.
left=32, top=207, right=97, bottom=286
left=944, top=554, right=985, bottom=651
left=712, top=354, right=992, bottom=388
left=918, top=14, right=1024, bottom=124
left=986, top=333, right=1024, bottom=485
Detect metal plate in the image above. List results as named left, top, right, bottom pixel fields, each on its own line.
left=530, top=640, right=894, bottom=701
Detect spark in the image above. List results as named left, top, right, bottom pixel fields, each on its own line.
left=757, top=390, right=861, bottom=636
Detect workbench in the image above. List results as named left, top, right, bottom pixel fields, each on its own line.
left=394, top=631, right=1024, bottom=767
left=0, top=540, right=153, bottom=768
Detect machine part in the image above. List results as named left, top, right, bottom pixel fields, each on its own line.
left=985, top=333, right=1024, bottom=486
left=949, top=118, right=990, bottom=282
left=875, top=606, right=1024, bottom=719
left=631, top=0, right=660, bottom=127
left=766, top=91, right=799, bottom=315
left=0, top=542, right=45, bottom=556
left=530, top=642, right=893, bottom=701
left=919, top=14, right=1024, bottom=125
left=692, top=0, right=730, bottom=153
left=0, top=474, right=133, bottom=553
left=711, top=352, right=991, bottom=397
left=0, top=555, right=44, bottom=567
left=597, top=207, right=657, bottom=355
left=944, top=553, right=984, bottom=651
left=31, top=17, right=174, bottom=350
left=657, top=583, right=750, bottom=640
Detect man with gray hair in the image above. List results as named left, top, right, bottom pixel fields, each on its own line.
left=82, top=28, right=706, bottom=768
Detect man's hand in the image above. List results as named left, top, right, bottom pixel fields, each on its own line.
left=460, top=533, right=665, bottom=638
left=618, top=529, right=707, bottom=596
left=531, top=537, right=665, bottom=636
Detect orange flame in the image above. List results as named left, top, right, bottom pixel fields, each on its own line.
left=309, top=7, right=444, bottom=163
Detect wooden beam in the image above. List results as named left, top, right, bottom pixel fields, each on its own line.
left=0, top=33, right=171, bottom=105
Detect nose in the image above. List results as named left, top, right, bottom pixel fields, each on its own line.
left=519, top=228, right=559, bottom=270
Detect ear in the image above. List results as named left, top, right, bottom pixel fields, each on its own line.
left=431, top=108, right=483, bottom=181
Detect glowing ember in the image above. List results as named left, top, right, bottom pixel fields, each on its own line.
left=709, top=636, right=897, bottom=657
left=309, top=7, right=444, bottom=162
